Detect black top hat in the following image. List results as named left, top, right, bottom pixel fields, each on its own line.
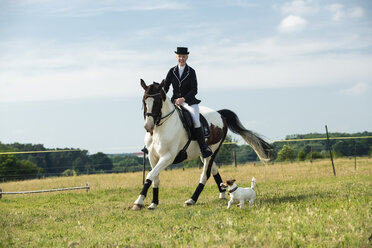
left=175, top=47, right=189, bottom=55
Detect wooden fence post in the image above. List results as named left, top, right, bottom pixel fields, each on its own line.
left=142, top=152, right=146, bottom=185
left=354, top=141, right=357, bottom=171
left=325, top=125, right=336, bottom=176
left=0, top=188, right=2, bottom=199
left=233, top=151, right=237, bottom=167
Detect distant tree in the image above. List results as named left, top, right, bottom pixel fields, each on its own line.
left=306, top=151, right=324, bottom=160
left=333, top=141, right=354, bottom=156
left=183, top=157, right=203, bottom=168
left=297, top=150, right=306, bottom=161
left=0, top=155, right=43, bottom=180
left=215, top=135, right=238, bottom=165
left=277, top=145, right=296, bottom=162
left=112, top=155, right=143, bottom=172
left=112, top=155, right=124, bottom=164
left=90, top=152, right=113, bottom=172
left=236, top=145, right=258, bottom=163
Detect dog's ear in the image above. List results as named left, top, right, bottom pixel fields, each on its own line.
left=226, top=179, right=235, bottom=185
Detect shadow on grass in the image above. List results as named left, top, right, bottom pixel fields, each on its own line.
left=258, top=191, right=332, bottom=206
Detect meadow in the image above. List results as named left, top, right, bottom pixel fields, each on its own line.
left=0, top=158, right=371, bottom=247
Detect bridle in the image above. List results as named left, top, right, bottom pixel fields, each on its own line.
left=143, top=92, right=176, bottom=126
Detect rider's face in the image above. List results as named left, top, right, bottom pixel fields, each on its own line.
left=176, top=54, right=188, bottom=67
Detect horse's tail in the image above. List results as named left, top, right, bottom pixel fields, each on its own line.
left=217, top=109, right=276, bottom=163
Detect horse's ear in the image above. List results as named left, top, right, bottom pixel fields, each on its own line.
left=160, top=79, right=166, bottom=101
left=160, top=79, right=165, bottom=88
left=140, top=79, right=147, bottom=90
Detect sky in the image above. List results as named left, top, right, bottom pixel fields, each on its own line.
left=1, top=0, right=371, bottom=154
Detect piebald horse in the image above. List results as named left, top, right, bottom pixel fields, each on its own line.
left=133, top=79, right=275, bottom=210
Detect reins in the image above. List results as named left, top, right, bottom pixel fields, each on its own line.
left=157, top=107, right=176, bottom=126
left=144, top=91, right=176, bottom=126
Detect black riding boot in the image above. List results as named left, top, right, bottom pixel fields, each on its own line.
left=195, top=127, right=213, bottom=158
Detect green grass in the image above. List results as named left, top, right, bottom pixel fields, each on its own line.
left=1, top=158, right=371, bottom=247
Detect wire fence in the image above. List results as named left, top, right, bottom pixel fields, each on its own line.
left=1, top=135, right=371, bottom=181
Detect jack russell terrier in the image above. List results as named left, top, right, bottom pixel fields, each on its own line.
left=220, top=177, right=256, bottom=210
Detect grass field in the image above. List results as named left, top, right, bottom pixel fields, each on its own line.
left=1, top=158, right=371, bottom=247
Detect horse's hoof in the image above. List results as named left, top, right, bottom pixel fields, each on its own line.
left=184, top=199, right=196, bottom=206
left=147, top=203, right=157, bottom=210
left=132, top=204, right=144, bottom=211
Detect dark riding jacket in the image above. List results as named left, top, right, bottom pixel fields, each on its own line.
left=164, top=64, right=201, bottom=105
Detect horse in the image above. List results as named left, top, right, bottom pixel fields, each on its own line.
left=133, top=79, right=275, bottom=210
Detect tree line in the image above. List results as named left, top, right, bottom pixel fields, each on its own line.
left=273, top=131, right=372, bottom=161
left=1, top=131, right=371, bottom=181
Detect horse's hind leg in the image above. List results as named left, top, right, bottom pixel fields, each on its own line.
left=185, top=156, right=224, bottom=205
left=184, top=157, right=210, bottom=206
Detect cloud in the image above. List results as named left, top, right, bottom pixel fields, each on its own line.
left=327, top=4, right=364, bottom=21
left=281, top=0, right=319, bottom=16
left=5, top=0, right=188, bottom=17
left=0, top=39, right=168, bottom=102
left=339, top=82, right=370, bottom=96
left=221, top=0, right=257, bottom=7
left=328, top=4, right=344, bottom=21
left=348, top=7, right=364, bottom=18
left=278, top=15, right=307, bottom=33
left=2, top=33, right=372, bottom=103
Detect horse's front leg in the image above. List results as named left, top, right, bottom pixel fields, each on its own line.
left=146, top=154, right=160, bottom=210
left=147, top=175, right=160, bottom=210
left=132, top=153, right=172, bottom=210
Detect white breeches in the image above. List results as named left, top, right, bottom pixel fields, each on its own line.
left=181, top=103, right=201, bottom=128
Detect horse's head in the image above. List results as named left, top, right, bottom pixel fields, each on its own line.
left=141, top=79, right=166, bottom=134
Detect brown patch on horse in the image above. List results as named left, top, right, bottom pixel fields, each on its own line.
left=206, top=124, right=225, bottom=146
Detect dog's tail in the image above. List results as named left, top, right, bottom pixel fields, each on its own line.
left=251, top=177, right=256, bottom=190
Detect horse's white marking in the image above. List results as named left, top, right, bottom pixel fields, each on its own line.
left=144, top=97, right=155, bottom=133
left=134, top=194, right=145, bottom=206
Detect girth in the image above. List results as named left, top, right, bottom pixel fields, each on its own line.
left=172, top=105, right=211, bottom=164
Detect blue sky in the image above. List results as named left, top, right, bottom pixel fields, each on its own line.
left=1, top=0, right=371, bottom=154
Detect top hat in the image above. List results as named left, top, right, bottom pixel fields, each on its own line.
left=175, top=47, right=189, bottom=55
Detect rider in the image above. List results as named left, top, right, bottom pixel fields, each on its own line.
left=163, top=47, right=213, bottom=158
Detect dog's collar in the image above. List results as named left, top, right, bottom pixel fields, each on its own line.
left=229, top=186, right=238, bottom=193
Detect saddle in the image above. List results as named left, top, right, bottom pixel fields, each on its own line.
left=172, top=105, right=211, bottom=164
left=175, top=105, right=210, bottom=140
